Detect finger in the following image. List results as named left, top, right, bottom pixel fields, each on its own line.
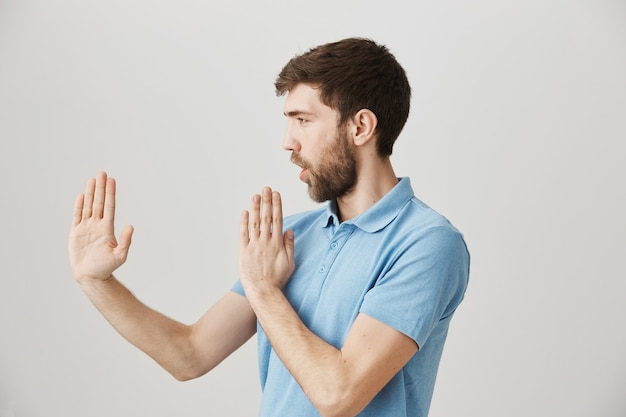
left=82, top=177, right=96, bottom=218
left=249, top=193, right=261, bottom=239
left=240, top=210, right=250, bottom=245
left=283, top=229, right=295, bottom=264
left=260, top=187, right=273, bottom=237
left=72, top=194, right=84, bottom=226
left=103, top=177, right=116, bottom=222
left=271, top=191, right=283, bottom=241
left=92, top=171, right=107, bottom=219
left=115, top=225, right=134, bottom=260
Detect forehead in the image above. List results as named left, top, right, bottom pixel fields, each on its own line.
left=283, top=84, right=336, bottom=118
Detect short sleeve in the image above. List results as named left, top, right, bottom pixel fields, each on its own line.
left=231, top=280, right=245, bottom=297
left=360, top=226, right=470, bottom=349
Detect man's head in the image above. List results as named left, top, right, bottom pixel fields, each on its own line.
left=275, top=37, right=411, bottom=157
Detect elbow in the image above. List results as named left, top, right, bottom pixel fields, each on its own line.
left=164, top=337, right=217, bottom=382
left=316, top=404, right=351, bottom=417
left=316, top=400, right=361, bottom=417
left=166, top=364, right=200, bottom=382
left=310, top=385, right=366, bottom=417
left=168, top=358, right=216, bottom=382
left=169, top=363, right=211, bottom=382
left=165, top=353, right=215, bottom=382
left=171, top=370, right=197, bottom=382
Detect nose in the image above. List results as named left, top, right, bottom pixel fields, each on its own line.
left=282, top=124, right=300, bottom=152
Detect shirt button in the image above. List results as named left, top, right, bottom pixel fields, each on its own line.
left=330, top=242, right=338, bottom=249
left=319, top=265, right=325, bottom=273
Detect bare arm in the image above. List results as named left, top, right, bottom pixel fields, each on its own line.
left=238, top=188, right=418, bottom=417
left=69, top=172, right=256, bottom=380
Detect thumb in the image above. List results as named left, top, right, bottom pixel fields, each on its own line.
left=117, top=225, right=134, bottom=253
left=283, top=229, right=295, bottom=263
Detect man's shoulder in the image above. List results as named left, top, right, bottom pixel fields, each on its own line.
left=402, top=196, right=462, bottom=235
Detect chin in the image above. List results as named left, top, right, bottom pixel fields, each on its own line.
left=306, top=187, right=325, bottom=203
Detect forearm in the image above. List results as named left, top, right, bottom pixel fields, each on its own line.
left=247, top=288, right=362, bottom=417
left=238, top=188, right=415, bottom=415
left=69, top=173, right=252, bottom=380
left=78, top=275, right=199, bottom=380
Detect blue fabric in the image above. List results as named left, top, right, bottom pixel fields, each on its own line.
left=232, top=177, right=470, bottom=416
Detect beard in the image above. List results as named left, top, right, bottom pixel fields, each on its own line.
left=291, top=128, right=358, bottom=203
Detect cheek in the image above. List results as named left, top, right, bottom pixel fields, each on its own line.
left=302, top=125, right=340, bottom=160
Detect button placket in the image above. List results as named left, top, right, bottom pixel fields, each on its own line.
left=298, top=224, right=356, bottom=318
left=313, top=224, right=355, bottom=291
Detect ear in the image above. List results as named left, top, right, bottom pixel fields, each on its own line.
left=351, top=109, right=378, bottom=147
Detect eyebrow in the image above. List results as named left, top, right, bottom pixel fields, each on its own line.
left=284, top=110, right=315, bottom=118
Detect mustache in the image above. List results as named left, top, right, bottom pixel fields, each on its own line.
left=290, top=153, right=310, bottom=169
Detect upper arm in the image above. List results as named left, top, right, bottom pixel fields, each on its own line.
left=188, top=291, right=257, bottom=377
left=337, top=312, right=418, bottom=413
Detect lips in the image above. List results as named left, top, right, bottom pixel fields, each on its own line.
left=291, top=153, right=310, bottom=182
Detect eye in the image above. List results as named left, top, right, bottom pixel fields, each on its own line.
left=297, top=117, right=308, bottom=124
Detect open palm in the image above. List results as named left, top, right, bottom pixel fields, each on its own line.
left=68, top=172, right=133, bottom=282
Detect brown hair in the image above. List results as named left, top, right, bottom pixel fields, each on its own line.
left=275, top=37, right=411, bottom=156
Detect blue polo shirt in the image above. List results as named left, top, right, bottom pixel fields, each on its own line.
left=232, top=177, right=470, bottom=416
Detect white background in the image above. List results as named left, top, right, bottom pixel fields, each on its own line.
left=1, top=1, right=625, bottom=416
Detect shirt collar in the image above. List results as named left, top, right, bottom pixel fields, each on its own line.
left=322, top=177, right=414, bottom=233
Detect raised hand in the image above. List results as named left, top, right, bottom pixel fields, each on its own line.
left=238, top=187, right=295, bottom=294
left=69, top=172, right=134, bottom=282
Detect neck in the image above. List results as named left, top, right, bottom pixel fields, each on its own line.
left=336, top=157, right=398, bottom=222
